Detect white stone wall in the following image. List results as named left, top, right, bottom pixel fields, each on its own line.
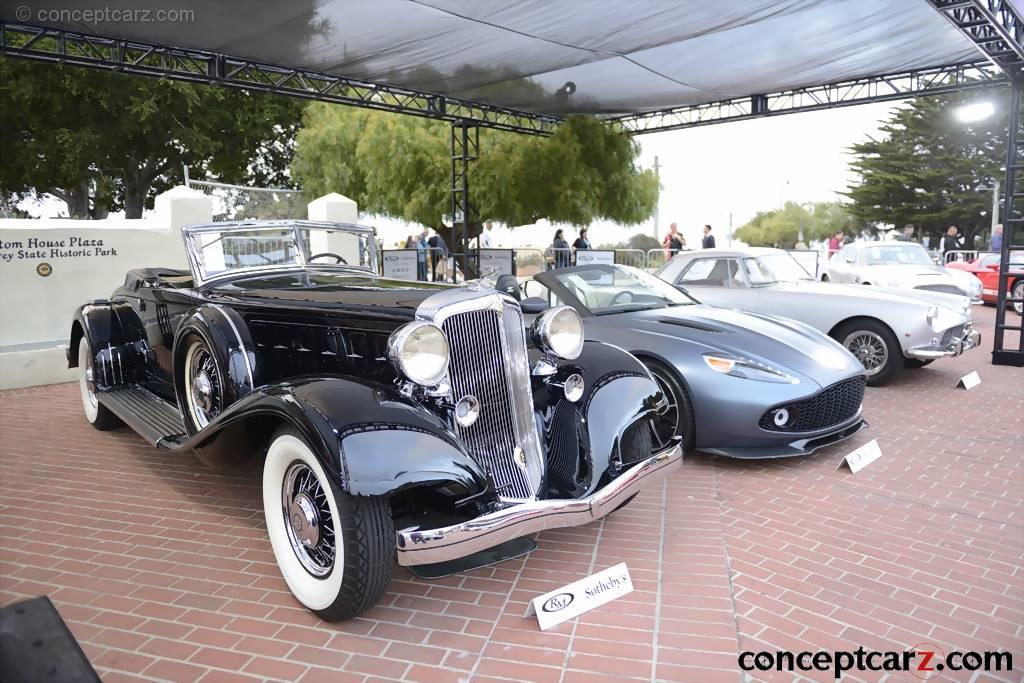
left=0, top=187, right=211, bottom=389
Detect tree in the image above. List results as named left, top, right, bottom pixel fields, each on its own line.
left=0, top=60, right=304, bottom=218
left=291, top=106, right=658, bottom=247
left=735, top=201, right=864, bottom=248
left=845, top=92, right=1006, bottom=247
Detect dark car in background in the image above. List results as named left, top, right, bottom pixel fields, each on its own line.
left=67, top=220, right=681, bottom=621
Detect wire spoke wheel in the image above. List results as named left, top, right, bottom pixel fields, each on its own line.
left=282, top=462, right=337, bottom=577
left=184, top=341, right=223, bottom=429
left=650, top=371, right=680, bottom=448
left=843, top=330, right=888, bottom=376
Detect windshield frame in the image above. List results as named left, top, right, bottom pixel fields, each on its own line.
left=534, top=264, right=699, bottom=316
left=182, top=220, right=379, bottom=286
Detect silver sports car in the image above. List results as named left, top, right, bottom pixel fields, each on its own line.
left=508, top=265, right=868, bottom=459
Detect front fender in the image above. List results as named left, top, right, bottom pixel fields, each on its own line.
left=531, top=340, right=662, bottom=497
left=176, top=375, right=489, bottom=498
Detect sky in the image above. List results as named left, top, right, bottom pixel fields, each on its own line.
left=20, top=100, right=901, bottom=249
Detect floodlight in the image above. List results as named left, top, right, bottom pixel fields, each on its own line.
left=954, top=101, right=995, bottom=123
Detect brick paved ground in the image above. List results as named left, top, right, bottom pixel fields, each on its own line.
left=1, top=306, right=1022, bottom=683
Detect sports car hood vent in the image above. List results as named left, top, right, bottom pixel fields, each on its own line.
left=656, top=317, right=727, bottom=333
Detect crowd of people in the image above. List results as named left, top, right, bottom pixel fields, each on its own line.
left=402, top=228, right=450, bottom=281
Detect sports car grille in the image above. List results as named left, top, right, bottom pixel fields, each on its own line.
left=442, top=305, right=538, bottom=499
left=941, top=324, right=966, bottom=346
left=759, top=377, right=865, bottom=433
left=915, top=283, right=963, bottom=296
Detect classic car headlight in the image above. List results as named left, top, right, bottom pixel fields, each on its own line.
left=531, top=305, right=584, bottom=360
left=388, top=321, right=449, bottom=386
left=703, top=353, right=798, bottom=384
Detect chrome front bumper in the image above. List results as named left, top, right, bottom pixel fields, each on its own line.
left=906, top=325, right=981, bottom=360
left=395, top=439, right=683, bottom=566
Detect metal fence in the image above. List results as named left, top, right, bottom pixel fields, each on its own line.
left=184, top=167, right=304, bottom=221
left=942, top=249, right=992, bottom=264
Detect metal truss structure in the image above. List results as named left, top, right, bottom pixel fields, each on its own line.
left=924, top=0, right=1024, bottom=365
left=450, top=121, right=480, bottom=282
left=610, top=62, right=1006, bottom=134
left=0, top=21, right=560, bottom=136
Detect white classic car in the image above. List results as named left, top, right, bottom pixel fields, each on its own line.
left=656, top=247, right=980, bottom=385
left=823, top=240, right=983, bottom=303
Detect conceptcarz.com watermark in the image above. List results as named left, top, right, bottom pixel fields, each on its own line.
left=15, top=5, right=196, bottom=24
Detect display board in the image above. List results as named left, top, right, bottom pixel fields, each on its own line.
left=575, top=250, right=615, bottom=266
left=478, top=249, right=515, bottom=276
left=381, top=249, right=418, bottom=279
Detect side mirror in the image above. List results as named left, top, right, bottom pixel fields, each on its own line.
left=844, top=256, right=855, bottom=264
left=519, top=297, right=549, bottom=314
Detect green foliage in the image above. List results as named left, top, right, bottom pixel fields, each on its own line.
left=735, top=201, right=863, bottom=248
left=845, top=92, right=1005, bottom=246
left=597, top=233, right=661, bottom=251
left=0, top=60, right=303, bottom=218
left=291, top=107, right=658, bottom=239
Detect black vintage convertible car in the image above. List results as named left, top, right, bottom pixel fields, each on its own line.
left=68, top=220, right=681, bottom=621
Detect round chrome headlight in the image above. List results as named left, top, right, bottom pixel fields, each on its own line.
left=388, top=321, right=449, bottom=386
left=531, top=305, right=584, bottom=360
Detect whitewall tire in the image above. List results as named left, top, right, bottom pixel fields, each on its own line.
left=262, top=426, right=394, bottom=621
left=77, top=337, right=119, bottom=430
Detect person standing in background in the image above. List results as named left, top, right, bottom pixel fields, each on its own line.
left=940, top=226, right=961, bottom=261
left=827, top=231, right=844, bottom=258
left=404, top=234, right=415, bottom=248
left=572, top=228, right=592, bottom=252
left=551, top=229, right=571, bottom=268
left=427, top=228, right=448, bottom=281
left=663, top=222, right=685, bottom=257
left=702, top=225, right=716, bottom=249
left=480, top=221, right=494, bottom=248
left=415, top=230, right=428, bottom=281
left=896, top=224, right=915, bottom=242
left=991, top=224, right=1003, bottom=252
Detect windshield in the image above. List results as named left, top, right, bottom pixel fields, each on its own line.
left=741, top=253, right=814, bottom=286
left=184, top=222, right=378, bottom=284
left=545, top=265, right=696, bottom=314
left=863, top=244, right=933, bottom=266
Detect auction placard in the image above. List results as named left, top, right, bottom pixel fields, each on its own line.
left=525, top=562, right=633, bottom=631
left=381, top=249, right=418, bottom=280
left=478, top=249, right=514, bottom=276
left=574, top=249, right=615, bottom=266
left=838, top=439, right=882, bottom=474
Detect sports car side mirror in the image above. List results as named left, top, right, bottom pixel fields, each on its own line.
left=520, top=297, right=549, bottom=314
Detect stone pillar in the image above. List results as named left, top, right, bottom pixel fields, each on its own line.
left=307, top=193, right=358, bottom=223
left=153, top=185, right=214, bottom=231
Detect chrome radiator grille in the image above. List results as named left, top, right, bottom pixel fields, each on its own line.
left=441, top=303, right=541, bottom=499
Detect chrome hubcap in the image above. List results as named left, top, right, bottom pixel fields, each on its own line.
left=843, top=331, right=888, bottom=375
left=185, top=342, right=222, bottom=429
left=1014, top=283, right=1023, bottom=315
left=282, top=462, right=335, bottom=577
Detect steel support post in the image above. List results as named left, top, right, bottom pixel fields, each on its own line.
left=450, top=121, right=480, bottom=282
left=993, top=81, right=1024, bottom=365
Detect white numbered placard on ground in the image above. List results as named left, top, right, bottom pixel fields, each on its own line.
left=957, top=371, right=981, bottom=390
left=525, top=562, right=633, bottom=631
left=839, top=439, right=882, bottom=474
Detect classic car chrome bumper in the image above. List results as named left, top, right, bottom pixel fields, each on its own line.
left=395, top=439, right=683, bottom=566
left=905, top=324, right=981, bottom=360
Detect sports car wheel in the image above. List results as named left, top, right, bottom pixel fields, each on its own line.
left=183, top=337, right=224, bottom=430
left=642, top=360, right=695, bottom=452
left=77, top=337, right=120, bottom=430
left=263, top=426, right=394, bottom=621
left=1013, top=280, right=1023, bottom=316
left=833, top=320, right=901, bottom=386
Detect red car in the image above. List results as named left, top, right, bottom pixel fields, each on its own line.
left=947, top=252, right=1024, bottom=315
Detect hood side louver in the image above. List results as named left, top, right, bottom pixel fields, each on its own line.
left=657, top=318, right=726, bottom=333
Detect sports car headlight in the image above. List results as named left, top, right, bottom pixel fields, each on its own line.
left=703, top=353, right=798, bottom=384
left=388, top=321, right=449, bottom=386
left=531, top=305, right=584, bottom=360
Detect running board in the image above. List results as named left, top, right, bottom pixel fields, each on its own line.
left=98, top=387, right=186, bottom=446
